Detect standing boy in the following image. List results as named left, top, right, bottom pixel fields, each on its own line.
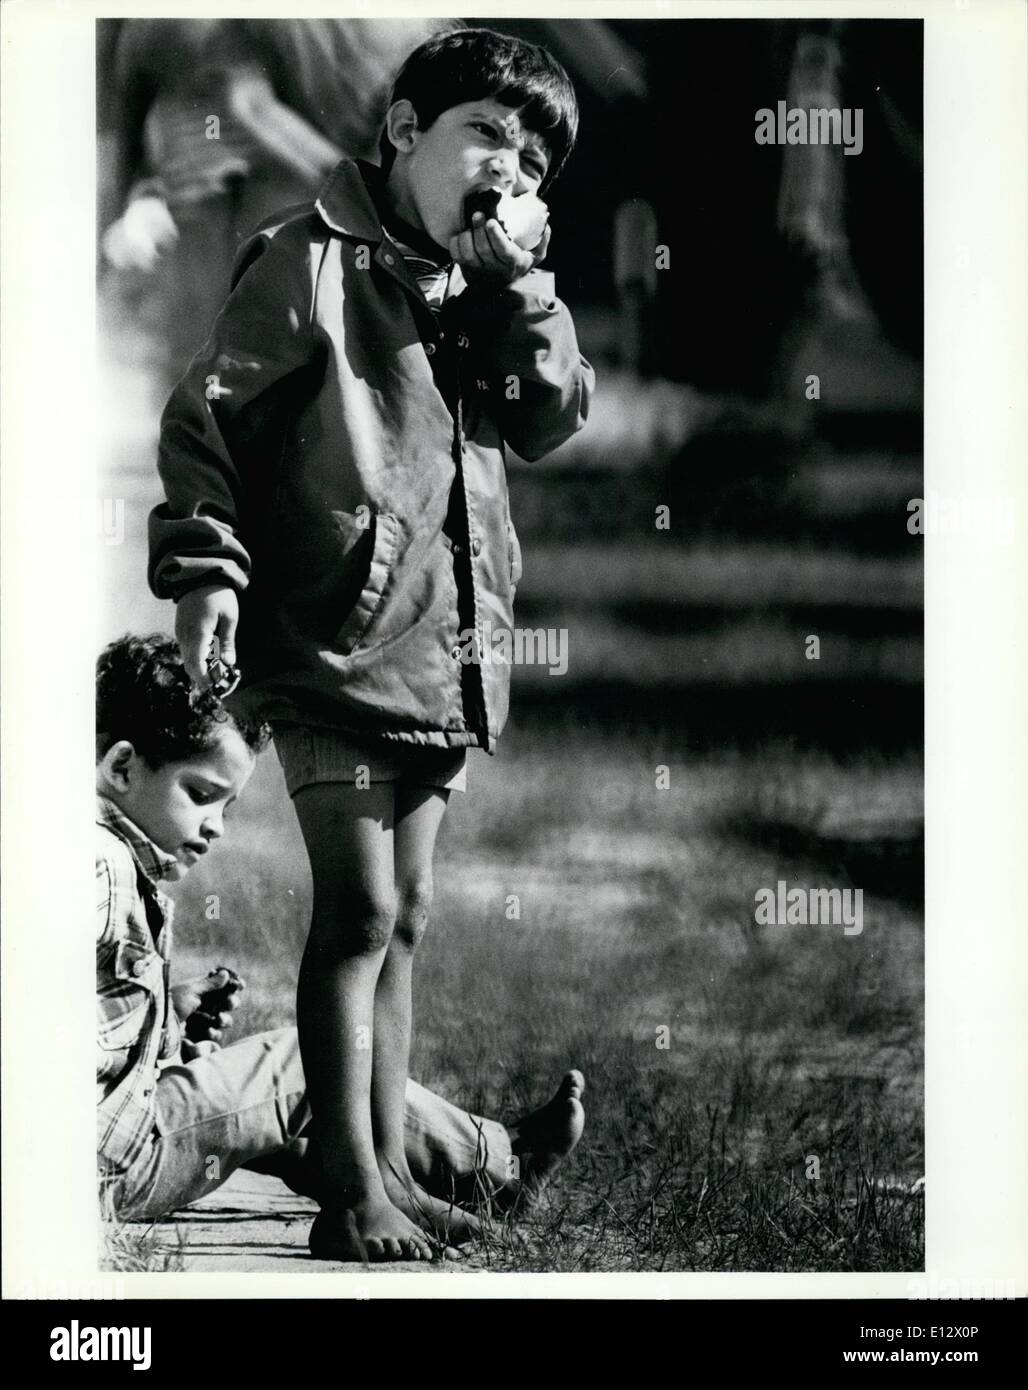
left=149, top=29, right=593, bottom=1259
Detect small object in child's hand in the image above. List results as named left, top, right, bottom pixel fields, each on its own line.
left=199, top=966, right=243, bottom=1018
left=190, top=645, right=241, bottom=705
left=206, top=654, right=240, bottom=699
left=463, top=187, right=549, bottom=251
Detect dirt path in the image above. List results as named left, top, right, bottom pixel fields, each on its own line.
left=129, top=1169, right=486, bottom=1273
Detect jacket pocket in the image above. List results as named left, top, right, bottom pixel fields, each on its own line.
left=97, top=940, right=162, bottom=1056
left=333, top=511, right=400, bottom=656
left=112, top=938, right=164, bottom=996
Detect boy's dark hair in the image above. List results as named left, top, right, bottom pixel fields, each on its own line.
left=96, top=634, right=270, bottom=770
left=379, top=28, right=579, bottom=189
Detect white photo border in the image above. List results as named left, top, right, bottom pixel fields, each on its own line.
left=2, top=0, right=1025, bottom=1300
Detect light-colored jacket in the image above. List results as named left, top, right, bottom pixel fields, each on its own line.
left=149, top=158, right=594, bottom=750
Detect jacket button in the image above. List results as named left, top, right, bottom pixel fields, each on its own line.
left=470, top=538, right=482, bottom=557
left=425, top=342, right=436, bottom=356
left=452, top=542, right=463, bottom=556
left=450, top=644, right=463, bottom=660
left=133, top=959, right=148, bottom=977
left=383, top=252, right=395, bottom=266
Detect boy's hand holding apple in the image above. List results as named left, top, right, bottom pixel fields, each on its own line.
left=449, top=188, right=551, bottom=287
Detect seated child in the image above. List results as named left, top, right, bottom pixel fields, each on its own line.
left=148, top=27, right=593, bottom=1260
left=96, top=634, right=585, bottom=1256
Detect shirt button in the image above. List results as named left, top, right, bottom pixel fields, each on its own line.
left=450, top=644, right=463, bottom=660
left=452, top=542, right=463, bottom=556
left=383, top=252, right=395, bottom=266
left=470, top=538, right=482, bottom=557
left=425, top=342, right=436, bottom=356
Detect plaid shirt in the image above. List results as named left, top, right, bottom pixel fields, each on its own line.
left=96, top=795, right=183, bottom=1179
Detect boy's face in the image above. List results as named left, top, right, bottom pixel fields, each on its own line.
left=386, top=97, right=551, bottom=249
left=98, top=726, right=256, bottom=882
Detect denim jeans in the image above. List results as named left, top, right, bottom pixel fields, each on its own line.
left=111, top=1027, right=512, bottom=1220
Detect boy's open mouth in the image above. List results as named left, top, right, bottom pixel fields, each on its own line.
left=463, top=186, right=504, bottom=230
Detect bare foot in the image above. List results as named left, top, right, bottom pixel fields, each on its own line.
left=500, top=1069, right=586, bottom=1211
left=379, top=1159, right=480, bottom=1250
left=308, top=1195, right=436, bottom=1263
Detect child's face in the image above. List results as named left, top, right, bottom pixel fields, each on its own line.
left=100, top=726, right=256, bottom=882
left=387, top=97, right=551, bottom=248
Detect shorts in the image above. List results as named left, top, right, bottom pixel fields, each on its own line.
left=272, top=724, right=468, bottom=799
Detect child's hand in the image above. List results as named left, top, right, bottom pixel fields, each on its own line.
left=449, top=213, right=552, bottom=288
left=175, top=585, right=239, bottom=689
left=172, top=967, right=246, bottom=1044
left=102, top=196, right=179, bottom=273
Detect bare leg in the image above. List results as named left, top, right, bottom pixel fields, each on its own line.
left=293, top=782, right=433, bottom=1262
left=372, top=786, right=481, bottom=1244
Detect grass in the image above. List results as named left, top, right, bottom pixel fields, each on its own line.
left=468, top=1078, right=924, bottom=1273
left=167, top=724, right=924, bottom=1273
left=100, top=1191, right=185, bottom=1274
left=101, top=1223, right=185, bottom=1274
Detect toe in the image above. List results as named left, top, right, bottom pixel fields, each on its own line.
left=563, top=1069, right=585, bottom=1100
left=365, top=1238, right=385, bottom=1261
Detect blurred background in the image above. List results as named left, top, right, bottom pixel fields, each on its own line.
left=97, top=16, right=925, bottom=1272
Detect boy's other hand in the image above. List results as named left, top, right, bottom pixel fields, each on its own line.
left=172, top=967, right=246, bottom=1045
left=449, top=214, right=551, bottom=288
left=176, top=586, right=239, bottom=688
left=102, top=196, right=179, bottom=273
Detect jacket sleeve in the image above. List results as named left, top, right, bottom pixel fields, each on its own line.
left=454, top=269, right=594, bottom=462
left=148, top=225, right=319, bottom=600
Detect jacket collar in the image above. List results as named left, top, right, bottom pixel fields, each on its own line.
left=316, top=157, right=468, bottom=312
left=96, top=794, right=179, bottom=886
left=315, top=157, right=391, bottom=244
left=316, top=158, right=453, bottom=263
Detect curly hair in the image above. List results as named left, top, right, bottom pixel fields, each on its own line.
left=378, top=27, right=579, bottom=190
left=96, top=634, right=271, bottom=770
